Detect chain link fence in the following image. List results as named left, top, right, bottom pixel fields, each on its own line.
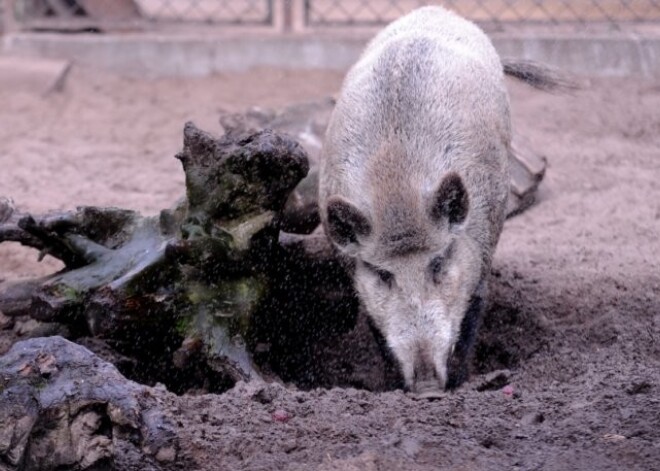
left=4, top=0, right=660, bottom=31
left=138, top=0, right=273, bottom=24
left=306, top=1, right=660, bottom=28
left=5, top=0, right=274, bottom=29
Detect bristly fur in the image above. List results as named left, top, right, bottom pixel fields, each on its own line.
left=502, top=58, right=579, bottom=93
left=319, top=5, right=515, bottom=393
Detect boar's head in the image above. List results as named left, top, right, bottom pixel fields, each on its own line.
left=324, top=172, right=483, bottom=394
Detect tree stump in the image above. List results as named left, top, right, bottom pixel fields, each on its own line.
left=0, top=124, right=309, bottom=392
left=0, top=336, right=177, bottom=470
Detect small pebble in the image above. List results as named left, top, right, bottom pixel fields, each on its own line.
left=155, top=446, right=177, bottom=462
left=272, top=409, right=290, bottom=423
left=502, top=385, right=515, bottom=397
left=520, top=412, right=544, bottom=426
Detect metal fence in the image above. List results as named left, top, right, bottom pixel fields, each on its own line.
left=5, top=0, right=274, bottom=29
left=138, top=0, right=273, bottom=24
left=306, top=1, right=660, bottom=27
left=4, top=0, right=660, bottom=31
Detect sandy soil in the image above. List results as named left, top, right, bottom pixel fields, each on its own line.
left=1, top=66, right=659, bottom=470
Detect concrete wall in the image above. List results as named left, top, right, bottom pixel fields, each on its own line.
left=3, top=30, right=660, bottom=78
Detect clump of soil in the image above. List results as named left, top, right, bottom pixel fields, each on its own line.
left=1, top=67, right=659, bottom=470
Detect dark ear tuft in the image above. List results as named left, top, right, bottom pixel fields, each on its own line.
left=430, top=172, right=469, bottom=225
left=326, top=196, right=371, bottom=246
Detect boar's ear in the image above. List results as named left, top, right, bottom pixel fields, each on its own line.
left=326, top=196, right=372, bottom=247
left=430, top=172, right=469, bottom=225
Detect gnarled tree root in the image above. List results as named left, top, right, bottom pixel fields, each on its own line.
left=0, top=336, right=178, bottom=470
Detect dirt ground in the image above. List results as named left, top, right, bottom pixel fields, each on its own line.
left=1, top=66, right=659, bottom=470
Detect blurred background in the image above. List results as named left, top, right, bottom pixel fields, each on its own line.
left=2, top=0, right=659, bottom=77
left=3, top=0, right=660, bottom=30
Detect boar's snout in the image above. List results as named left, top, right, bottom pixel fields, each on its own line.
left=410, top=347, right=446, bottom=395
left=413, top=379, right=443, bottom=394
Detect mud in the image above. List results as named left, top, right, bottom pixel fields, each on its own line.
left=1, top=67, right=659, bottom=470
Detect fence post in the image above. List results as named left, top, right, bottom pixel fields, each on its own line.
left=288, top=0, right=306, bottom=33
left=2, top=0, right=19, bottom=33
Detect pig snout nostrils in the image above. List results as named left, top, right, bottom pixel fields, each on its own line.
left=412, top=347, right=444, bottom=394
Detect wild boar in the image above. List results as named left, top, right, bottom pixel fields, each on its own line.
left=319, top=6, right=565, bottom=394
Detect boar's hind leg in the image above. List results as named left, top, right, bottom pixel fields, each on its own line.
left=445, top=281, right=486, bottom=390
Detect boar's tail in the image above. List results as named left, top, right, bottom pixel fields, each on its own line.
left=502, top=59, right=579, bottom=92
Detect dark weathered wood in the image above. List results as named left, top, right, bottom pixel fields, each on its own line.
left=0, top=124, right=310, bottom=391
left=0, top=336, right=178, bottom=470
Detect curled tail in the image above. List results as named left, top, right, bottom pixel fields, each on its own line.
left=502, top=59, right=579, bottom=92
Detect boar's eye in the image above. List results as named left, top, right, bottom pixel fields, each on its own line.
left=375, top=269, right=394, bottom=287
left=429, top=242, right=455, bottom=283
left=363, top=262, right=394, bottom=288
